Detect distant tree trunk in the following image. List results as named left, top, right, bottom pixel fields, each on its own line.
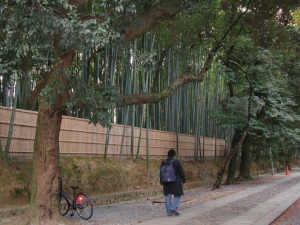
left=212, top=125, right=249, bottom=190
left=224, top=129, right=243, bottom=185
left=286, top=155, right=292, bottom=170
left=0, top=137, right=2, bottom=161
left=21, top=77, right=31, bottom=109
left=238, top=133, right=253, bottom=180
left=269, top=148, right=275, bottom=175
left=223, top=78, right=238, bottom=185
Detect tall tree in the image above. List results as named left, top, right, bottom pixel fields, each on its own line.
left=1, top=0, right=228, bottom=223
left=0, top=1, right=190, bottom=224
left=217, top=30, right=300, bottom=185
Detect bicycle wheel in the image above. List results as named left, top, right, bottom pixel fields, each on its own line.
left=75, top=193, right=93, bottom=220
left=59, top=194, right=70, bottom=216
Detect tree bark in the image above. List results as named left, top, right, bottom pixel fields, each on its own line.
left=224, top=129, right=243, bottom=185
left=30, top=105, right=62, bottom=223
left=22, top=79, right=46, bottom=110
left=224, top=151, right=238, bottom=185
left=238, top=133, right=253, bottom=180
left=12, top=104, right=73, bottom=225
left=124, top=0, right=186, bottom=41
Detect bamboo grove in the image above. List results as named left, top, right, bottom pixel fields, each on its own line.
left=0, top=30, right=232, bottom=163
left=1, top=0, right=299, bottom=169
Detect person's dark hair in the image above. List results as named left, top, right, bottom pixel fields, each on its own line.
left=168, top=149, right=176, bottom=157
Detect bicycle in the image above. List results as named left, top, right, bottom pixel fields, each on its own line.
left=59, top=177, right=93, bottom=220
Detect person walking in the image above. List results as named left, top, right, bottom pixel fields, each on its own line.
left=160, top=149, right=186, bottom=216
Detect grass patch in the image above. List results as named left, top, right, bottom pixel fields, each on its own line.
left=0, top=156, right=230, bottom=206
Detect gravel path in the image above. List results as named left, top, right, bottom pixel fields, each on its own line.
left=65, top=174, right=287, bottom=225
left=192, top=175, right=300, bottom=225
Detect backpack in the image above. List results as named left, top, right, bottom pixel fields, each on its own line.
left=160, top=159, right=176, bottom=183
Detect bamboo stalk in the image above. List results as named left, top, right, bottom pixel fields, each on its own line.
left=120, top=106, right=130, bottom=162
left=146, top=103, right=149, bottom=176
left=135, top=47, right=149, bottom=164
left=4, top=81, right=20, bottom=162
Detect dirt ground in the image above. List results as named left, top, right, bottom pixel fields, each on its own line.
left=0, top=157, right=222, bottom=209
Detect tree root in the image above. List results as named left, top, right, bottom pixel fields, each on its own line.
left=236, top=174, right=253, bottom=182
left=224, top=178, right=236, bottom=185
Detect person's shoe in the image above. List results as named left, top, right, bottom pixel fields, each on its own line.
left=170, top=209, right=180, bottom=216
left=168, top=214, right=173, bottom=216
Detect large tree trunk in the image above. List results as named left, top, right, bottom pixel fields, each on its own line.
left=31, top=105, right=62, bottom=223
left=10, top=52, right=76, bottom=225
left=11, top=106, right=65, bottom=224
left=238, top=133, right=253, bottom=180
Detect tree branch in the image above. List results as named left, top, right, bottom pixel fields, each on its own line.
left=24, top=79, right=46, bottom=110
left=119, top=25, right=231, bottom=107
left=151, top=43, right=173, bottom=93
left=124, top=0, right=186, bottom=41
left=219, top=0, right=252, bottom=43
left=228, top=59, right=253, bottom=121
left=119, top=73, right=203, bottom=106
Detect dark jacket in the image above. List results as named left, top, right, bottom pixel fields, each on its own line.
left=160, top=157, right=186, bottom=196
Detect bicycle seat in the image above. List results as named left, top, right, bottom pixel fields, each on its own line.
left=71, top=186, right=79, bottom=190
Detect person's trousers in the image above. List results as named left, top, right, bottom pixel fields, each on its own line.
left=164, top=194, right=181, bottom=216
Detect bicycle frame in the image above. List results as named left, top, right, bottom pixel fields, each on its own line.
left=59, top=177, right=77, bottom=210
left=60, top=189, right=76, bottom=209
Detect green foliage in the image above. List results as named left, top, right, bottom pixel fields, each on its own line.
left=136, top=52, right=157, bottom=72
left=217, top=31, right=300, bottom=159
left=67, top=74, right=122, bottom=126
left=0, top=0, right=120, bottom=71
left=0, top=0, right=127, bottom=126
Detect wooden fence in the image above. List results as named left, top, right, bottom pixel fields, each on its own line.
left=0, top=106, right=226, bottom=158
